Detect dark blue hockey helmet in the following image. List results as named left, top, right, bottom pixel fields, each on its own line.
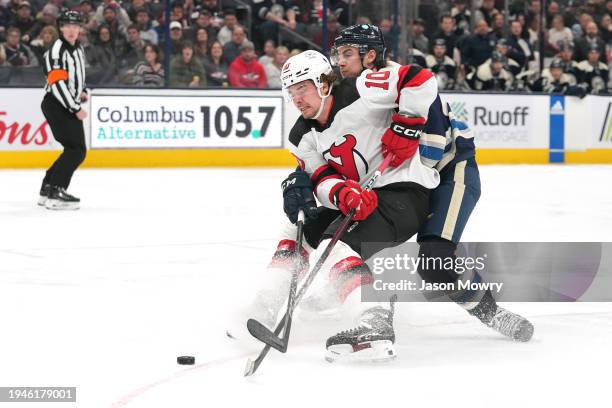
left=331, top=24, right=387, bottom=69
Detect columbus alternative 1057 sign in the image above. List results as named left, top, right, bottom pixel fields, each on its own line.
left=90, top=94, right=284, bottom=149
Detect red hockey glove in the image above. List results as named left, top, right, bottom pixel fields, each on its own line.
left=381, top=113, right=424, bottom=167
left=330, top=180, right=378, bottom=221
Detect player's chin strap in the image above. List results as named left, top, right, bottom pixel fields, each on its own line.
left=312, top=83, right=334, bottom=120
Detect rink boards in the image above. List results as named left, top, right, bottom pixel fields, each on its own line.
left=0, top=88, right=611, bottom=167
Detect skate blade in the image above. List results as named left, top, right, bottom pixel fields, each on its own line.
left=37, top=196, right=48, bottom=206
left=325, top=340, right=397, bottom=363
left=45, top=199, right=80, bottom=211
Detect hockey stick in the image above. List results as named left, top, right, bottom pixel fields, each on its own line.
left=245, top=155, right=393, bottom=376
left=248, top=210, right=306, bottom=353
left=244, top=210, right=305, bottom=376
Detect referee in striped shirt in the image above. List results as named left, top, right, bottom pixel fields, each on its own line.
left=39, top=10, right=87, bottom=210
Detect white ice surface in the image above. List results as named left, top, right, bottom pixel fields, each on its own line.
left=1, top=165, right=612, bottom=408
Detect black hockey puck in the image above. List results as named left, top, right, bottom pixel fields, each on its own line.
left=177, top=355, right=195, bottom=365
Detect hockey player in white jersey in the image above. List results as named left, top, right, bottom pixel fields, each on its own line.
left=299, top=23, right=532, bottom=342
left=278, top=49, right=440, bottom=362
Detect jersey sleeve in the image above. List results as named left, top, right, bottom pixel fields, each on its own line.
left=420, top=95, right=449, bottom=168
left=288, top=121, right=343, bottom=209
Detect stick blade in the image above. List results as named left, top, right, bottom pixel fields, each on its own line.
left=244, top=358, right=257, bottom=377
left=247, top=318, right=287, bottom=352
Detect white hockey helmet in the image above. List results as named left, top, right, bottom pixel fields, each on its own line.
left=280, top=50, right=333, bottom=101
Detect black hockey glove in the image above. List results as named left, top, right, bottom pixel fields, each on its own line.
left=281, top=170, right=318, bottom=224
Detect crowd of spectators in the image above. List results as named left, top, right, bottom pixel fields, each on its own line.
left=0, top=0, right=609, bottom=94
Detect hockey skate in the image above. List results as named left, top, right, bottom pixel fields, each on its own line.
left=469, top=290, right=534, bottom=342
left=45, top=186, right=80, bottom=210
left=38, top=184, right=51, bottom=206
left=325, top=299, right=397, bottom=363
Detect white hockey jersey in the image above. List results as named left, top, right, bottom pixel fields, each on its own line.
left=288, top=63, right=440, bottom=210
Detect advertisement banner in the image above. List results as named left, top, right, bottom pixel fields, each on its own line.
left=90, top=94, right=284, bottom=149
left=0, top=88, right=62, bottom=151
left=441, top=93, right=549, bottom=148
left=591, top=95, right=612, bottom=148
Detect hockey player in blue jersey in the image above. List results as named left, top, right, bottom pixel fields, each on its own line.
left=282, top=24, right=534, bottom=343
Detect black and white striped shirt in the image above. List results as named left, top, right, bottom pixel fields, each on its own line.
left=43, top=37, right=86, bottom=113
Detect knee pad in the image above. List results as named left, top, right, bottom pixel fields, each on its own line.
left=313, top=240, right=373, bottom=303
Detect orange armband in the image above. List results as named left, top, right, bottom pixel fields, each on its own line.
left=47, top=69, right=69, bottom=85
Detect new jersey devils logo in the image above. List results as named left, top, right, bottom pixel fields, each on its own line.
left=325, top=134, right=368, bottom=181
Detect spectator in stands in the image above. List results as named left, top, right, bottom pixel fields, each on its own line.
left=411, top=18, right=429, bottom=54
left=251, top=1, right=297, bottom=50
left=379, top=18, right=400, bottom=59
left=121, top=24, right=146, bottom=69
left=475, top=0, right=498, bottom=26
left=527, top=0, right=542, bottom=25
left=577, top=45, right=609, bottom=93
left=126, top=0, right=150, bottom=21
left=133, top=43, right=165, bottom=87
left=527, top=14, right=540, bottom=48
left=30, top=24, right=58, bottom=66
left=313, top=14, right=341, bottom=49
left=203, top=40, right=229, bottom=87
left=78, top=28, right=95, bottom=69
left=461, top=19, right=495, bottom=71
left=426, top=38, right=457, bottom=90
left=546, top=1, right=560, bottom=22
left=223, top=25, right=246, bottom=63
left=136, top=9, right=158, bottom=45
left=507, top=19, right=532, bottom=69
left=9, top=1, right=35, bottom=43
left=467, top=52, right=514, bottom=91
left=432, top=14, right=458, bottom=60
left=188, top=9, right=219, bottom=43
left=171, top=1, right=189, bottom=28
left=170, top=41, right=207, bottom=87
left=216, top=8, right=237, bottom=46
left=193, top=27, right=210, bottom=63
left=0, top=27, right=38, bottom=66
left=600, top=13, right=611, bottom=43
left=31, top=4, right=60, bottom=41
left=170, top=21, right=185, bottom=56
left=94, top=1, right=131, bottom=33
left=490, top=12, right=504, bottom=39
left=79, top=1, right=96, bottom=27
left=575, top=21, right=606, bottom=62
left=102, top=3, right=129, bottom=40
left=263, top=45, right=288, bottom=88
left=0, top=3, right=11, bottom=42
left=259, top=39, right=275, bottom=66
left=548, top=14, right=574, bottom=56
left=451, top=0, right=471, bottom=36
left=577, top=12, right=595, bottom=39
left=228, top=40, right=267, bottom=88
left=331, top=0, right=352, bottom=26
left=88, top=25, right=119, bottom=83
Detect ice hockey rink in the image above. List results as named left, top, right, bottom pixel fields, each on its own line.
left=1, top=165, right=611, bottom=408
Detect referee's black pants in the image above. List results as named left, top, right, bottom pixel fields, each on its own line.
left=41, top=94, right=87, bottom=189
